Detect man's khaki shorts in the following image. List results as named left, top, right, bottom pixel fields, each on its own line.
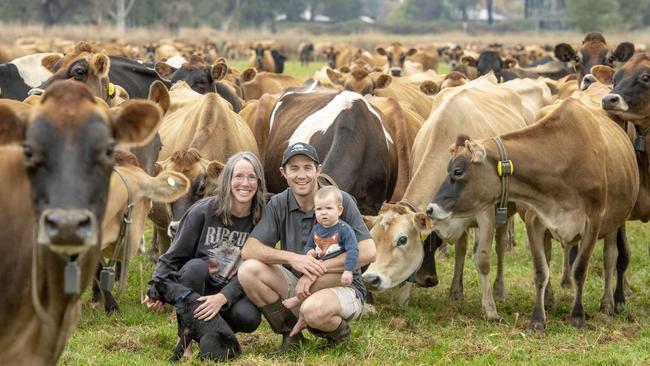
left=275, top=264, right=363, bottom=321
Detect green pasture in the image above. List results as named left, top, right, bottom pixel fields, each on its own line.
left=59, top=60, right=650, bottom=365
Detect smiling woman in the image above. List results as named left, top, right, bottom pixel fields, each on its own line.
left=142, top=151, right=267, bottom=361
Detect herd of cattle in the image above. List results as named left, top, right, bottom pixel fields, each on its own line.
left=1, top=31, right=649, bottom=363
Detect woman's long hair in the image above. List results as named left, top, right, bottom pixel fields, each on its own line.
left=213, top=151, right=267, bottom=225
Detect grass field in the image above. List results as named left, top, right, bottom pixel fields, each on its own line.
left=59, top=60, right=650, bottom=365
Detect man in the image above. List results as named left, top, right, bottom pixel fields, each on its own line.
left=239, top=142, right=376, bottom=356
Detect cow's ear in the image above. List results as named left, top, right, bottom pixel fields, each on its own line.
left=144, top=171, right=190, bottom=203
left=206, top=160, right=226, bottom=181
left=91, top=53, right=110, bottom=78
left=375, top=47, right=387, bottom=56
left=148, top=80, right=170, bottom=115
left=110, top=100, right=162, bottom=146
left=326, top=68, right=344, bottom=85
left=419, top=80, right=439, bottom=96
left=375, top=74, right=392, bottom=90
left=611, top=42, right=635, bottom=63
left=154, top=62, right=175, bottom=80
left=339, top=66, right=351, bottom=74
left=362, top=215, right=378, bottom=229
left=406, top=48, right=418, bottom=57
left=554, top=43, right=576, bottom=62
left=241, top=68, right=257, bottom=83
left=41, top=54, right=63, bottom=73
left=413, top=212, right=433, bottom=235
left=211, top=63, right=228, bottom=81
left=503, top=58, right=517, bottom=69
left=0, top=102, right=28, bottom=145
left=465, top=140, right=486, bottom=163
left=591, top=65, right=615, bottom=86
left=461, top=55, right=477, bottom=67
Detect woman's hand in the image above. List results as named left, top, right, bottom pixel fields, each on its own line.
left=142, top=296, right=164, bottom=313
left=194, top=293, right=228, bottom=321
left=295, top=275, right=316, bottom=301
left=288, top=253, right=327, bottom=281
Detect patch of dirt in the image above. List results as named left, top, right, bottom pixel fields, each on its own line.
left=388, top=317, right=410, bottom=330
left=103, top=338, right=142, bottom=352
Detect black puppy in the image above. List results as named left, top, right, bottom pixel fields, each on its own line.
left=147, top=278, right=241, bottom=362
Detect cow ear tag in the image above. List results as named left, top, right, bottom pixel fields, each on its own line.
left=100, top=268, right=115, bottom=292
left=420, top=234, right=428, bottom=242
left=64, top=261, right=81, bottom=295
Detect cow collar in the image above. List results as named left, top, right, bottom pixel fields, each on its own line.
left=632, top=122, right=649, bottom=153
left=492, top=136, right=513, bottom=225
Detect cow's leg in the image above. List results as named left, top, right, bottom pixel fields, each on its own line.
left=525, top=214, right=549, bottom=331
left=475, top=212, right=498, bottom=321
left=92, top=265, right=102, bottom=303
left=415, top=234, right=440, bottom=287
left=506, top=217, right=516, bottom=251
left=614, top=225, right=630, bottom=314
left=396, top=281, right=413, bottom=307
left=449, top=232, right=467, bottom=301
left=493, top=220, right=508, bottom=301
left=570, top=221, right=600, bottom=329
left=543, top=231, right=554, bottom=309
left=600, top=231, right=617, bottom=315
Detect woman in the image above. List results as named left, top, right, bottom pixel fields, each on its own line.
left=143, top=151, right=266, bottom=335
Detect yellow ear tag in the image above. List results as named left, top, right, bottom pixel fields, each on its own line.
left=107, top=83, right=116, bottom=99
left=497, top=160, right=514, bottom=177
left=420, top=234, right=428, bottom=242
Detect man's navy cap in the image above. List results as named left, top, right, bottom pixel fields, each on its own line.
left=281, top=142, right=320, bottom=166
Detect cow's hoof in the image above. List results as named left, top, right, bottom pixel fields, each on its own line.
left=493, top=283, right=505, bottom=302
left=600, top=298, right=615, bottom=316
left=560, top=276, right=572, bottom=289
left=570, top=318, right=591, bottom=329
left=528, top=321, right=545, bottom=332
left=614, top=301, right=625, bottom=314
left=486, top=312, right=501, bottom=322
left=449, top=289, right=464, bottom=301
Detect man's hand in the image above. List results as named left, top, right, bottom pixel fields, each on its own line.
left=288, top=253, right=327, bottom=280
left=194, top=293, right=228, bottom=321
left=142, top=295, right=164, bottom=313
left=295, top=275, right=316, bottom=301
left=341, top=270, right=353, bottom=287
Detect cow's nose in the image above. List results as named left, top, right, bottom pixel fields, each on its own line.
left=363, top=274, right=382, bottom=290
left=423, top=275, right=439, bottom=287
left=43, top=209, right=93, bottom=245
left=390, top=68, right=402, bottom=77
left=602, top=94, right=621, bottom=109
left=167, top=221, right=180, bottom=239
left=580, top=74, right=596, bottom=90
left=28, top=88, right=45, bottom=96
left=426, top=206, right=434, bottom=216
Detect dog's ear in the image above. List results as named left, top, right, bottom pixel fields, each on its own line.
left=168, top=271, right=181, bottom=281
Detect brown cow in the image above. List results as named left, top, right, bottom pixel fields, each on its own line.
left=238, top=93, right=279, bottom=160
left=427, top=94, right=639, bottom=330
left=375, top=42, right=419, bottom=76
left=247, top=43, right=275, bottom=73
left=94, top=151, right=190, bottom=312
left=554, top=32, right=634, bottom=89
left=238, top=68, right=303, bottom=101
left=0, top=80, right=162, bottom=364
left=323, top=44, right=360, bottom=70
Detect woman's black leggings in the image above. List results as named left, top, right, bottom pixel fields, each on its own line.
left=178, top=258, right=261, bottom=333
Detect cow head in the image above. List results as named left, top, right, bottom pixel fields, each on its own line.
left=251, top=43, right=268, bottom=71
left=426, top=135, right=500, bottom=222
left=554, top=32, right=634, bottom=89
left=326, top=68, right=391, bottom=96
left=362, top=202, right=434, bottom=290
left=596, top=53, right=650, bottom=128
left=155, top=149, right=225, bottom=236
left=155, top=55, right=229, bottom=95
left=0, top=80, right=162, bottom=255
left=375, top=42, right=418, bottom=77
left=440, top=71, right=468, bottom=89
left=323, top=46, right=340, bottom=69
left=463, top=51, right=516, bottom=83
left=32, top=42, right=113, bottom=102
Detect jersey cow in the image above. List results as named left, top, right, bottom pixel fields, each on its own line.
left=0, top=80, right=163, bottom=365
left=427, top=93, right=639, bottom=330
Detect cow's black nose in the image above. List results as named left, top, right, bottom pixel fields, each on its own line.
left=44, top=209, right=93, bottom=245
left=426, top=206, right=434, bottom=216
left=363, top=274, right=382, bottom=289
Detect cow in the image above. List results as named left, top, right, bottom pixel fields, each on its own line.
left=238, top=93, right=279, bottom=160
left=462, top=50, right=572, bottom=83
left=376, top=42, right=422, bottom=76
left=323, top=44, right=361, bottom=69
left=427, top=92, right=639, bottom=330
left=0, top=80, right=163, bottom=364
left=554, top=32, right=634, bottom=89
left=248, top=43, right=275, bottom=73
left=298, top=42, right=315, bottom=66
left=93, top=150, right=190, bottom=312
left=0, top=53, right=62, bottom=101
left=264, top=82, right=396, bottom=215
left=238, top=68, right=303, bottom=101
left=362, top=75, right=541, bottom=320
left=106, top=56, right=173, bottom=100
left=154, top=55, right=243, bottom=112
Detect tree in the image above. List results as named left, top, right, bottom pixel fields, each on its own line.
left=106, top=0, right=135, bottom=34
left=321, top=0, right=362, bottom=22
left=486, top=0, right=493, bottom=25
left=566, top=0, right=621, bottom=32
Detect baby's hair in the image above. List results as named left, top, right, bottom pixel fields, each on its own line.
left=315, top=185, right=343, bottom=206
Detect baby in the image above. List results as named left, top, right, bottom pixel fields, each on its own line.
left=282, top=185, right=359, bottom=336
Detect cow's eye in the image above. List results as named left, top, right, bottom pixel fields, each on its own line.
left=22, top=143, right=40, bottom=167
left=105, top=143, right=115, bottom=159
left=641, top=74, right=650, bottom=83
left=196, top=179, right=206, bottom=196
left=396, top=235, right=407, bottom=246
left=453, top=167, right=464, bottom=178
